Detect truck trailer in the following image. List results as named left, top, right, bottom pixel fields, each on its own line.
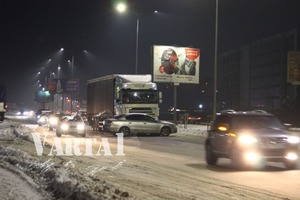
left=0, top=85, right=7, bottom=121
left=86, top=74, right=162, bottom=129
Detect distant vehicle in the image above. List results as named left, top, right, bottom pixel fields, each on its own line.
left=36, top=109, right=52, bottom=121
left=86, top=74, right=162, bottom=130
left=205, top=110, right=300, bottom=170
left=48, top=112, right=73, bottom=131
left=56, top=115, right=86, bottom=137
left=0, top=85, right=7, bottom=121
left=103, top=113, right=177, bottom=137
left=37, top=111, right=52, bottom=126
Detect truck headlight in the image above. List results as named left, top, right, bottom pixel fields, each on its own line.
left=287, top=136, right=300, bottom=144
left=285, top=152, right=298, bottom=160
left=77, top=123, right=85, bottom=131
left=238, top=135, right=257, bottom=145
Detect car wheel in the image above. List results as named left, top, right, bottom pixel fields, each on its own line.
left=284, top=160, right=298, bottom=170
left=205, top=142, right=218, bottom=165
left=56, top=131, right=61, bottom=137
left=119, top=127, right=130, bottom=137
left=160, top=127, right=171, bottom=136
left=81, top=132, right=86, bottom=137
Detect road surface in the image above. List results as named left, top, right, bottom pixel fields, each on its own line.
left=1, top=119, right=300, bottom=199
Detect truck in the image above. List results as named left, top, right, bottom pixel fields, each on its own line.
left=0, top=85, right=7, bottom=121
left=86, top=74, right=162, bottom=130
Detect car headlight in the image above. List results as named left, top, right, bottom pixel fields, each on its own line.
left=287, top=136, right=300, bottom=144
left=61, top=123, right=69, bottom=131
left=49, top=117, right=58, bottom=125
left=39, top=116, right=46, bottom=123
left=238, top=135, right=257, bottom=145
left=77, top=123, right=85, bottom=131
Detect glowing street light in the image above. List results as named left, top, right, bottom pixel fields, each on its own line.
left=116, top=2, right=127, bottom=13
left=115, top=2, right=140, bottom=74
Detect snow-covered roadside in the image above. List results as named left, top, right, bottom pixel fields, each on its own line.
left=177, top=124, right=208, bottom=137
left=0, top=120, right=208, bottom=200
left=0, top=121, right=133, bottom=200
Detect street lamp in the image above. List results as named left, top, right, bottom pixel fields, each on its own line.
left=115, top=2, right=140, bottom=74
left=212, top=0, right=219, bottom=120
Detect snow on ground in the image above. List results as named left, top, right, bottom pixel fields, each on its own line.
left=0, top=120, right=133, bottom=200
left=0, top=120, right=208, bottom=200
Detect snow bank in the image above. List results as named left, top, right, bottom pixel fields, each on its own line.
left=0, top=121, right=134, bottom=200
left=177, top=124, right=208, bottom=137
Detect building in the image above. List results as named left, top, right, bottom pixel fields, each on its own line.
left=218, top=29, right=299, bottom=112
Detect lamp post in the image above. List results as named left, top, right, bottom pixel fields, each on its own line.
left=212, top=0, right=219, bottom=120
left=116, top=2, right=139, bottom=74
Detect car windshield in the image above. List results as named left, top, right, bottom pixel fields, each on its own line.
left=122, top=90, right=158, bottom=104
left=232, top=115, right=284, bottom=130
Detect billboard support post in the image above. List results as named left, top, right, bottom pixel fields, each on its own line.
left=173, top=83, right=179, bottom=123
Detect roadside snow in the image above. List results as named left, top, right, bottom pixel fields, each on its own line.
left=0, top=120, right=208, bottom=200
left=177, top=123, right=208, bottom=136
left=0, top=121, right=134, bottom=199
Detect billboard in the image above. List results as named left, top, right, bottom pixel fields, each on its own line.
left=287, top=51, right=300, bottom=85
left=48, top=79, right=79, bottom=94
left=153, top=45, right=200, bottom=84
left=34, top=91, right=51, bottom=103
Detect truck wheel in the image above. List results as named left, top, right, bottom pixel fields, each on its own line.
left=284, top=160, right=297, bottom=170
left=205, top=142, right=217, bottom=165
left=160, top=127, right=171, bottom=136
left=119, top=127, right=130, bottom=137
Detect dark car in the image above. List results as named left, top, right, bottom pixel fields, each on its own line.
left=205, top=110, right=300, bottom=170
left=103, top=113, right=177, bottom=136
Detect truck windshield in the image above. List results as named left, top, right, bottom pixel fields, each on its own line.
left=122, top=90, right=158, bottom=104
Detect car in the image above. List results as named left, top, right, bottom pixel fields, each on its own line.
left=37, top=111, right=53, bottom=126
left=36, top=109, right=52, bottom=125
left=102, top=113, right=177, bottom=136
left=205, top=110, right=300, bottom=170
left=47, top=112, right=73, bottom=131
left=56, top=114, right=86, bottom=137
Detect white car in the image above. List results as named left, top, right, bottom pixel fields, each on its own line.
left=56, top=115, right=86, bottom=137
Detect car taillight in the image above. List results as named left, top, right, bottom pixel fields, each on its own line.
left=105, top=120, right=112, bottom=126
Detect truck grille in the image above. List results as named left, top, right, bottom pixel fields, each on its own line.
left=129, top=108, right=154, bottom=115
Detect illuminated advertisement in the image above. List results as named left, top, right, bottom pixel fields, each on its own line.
left=48, top=79, right=79, bottom=94
left=287, top=51, right=300, bottom=85
left=153, top=45, right=200, bottom=84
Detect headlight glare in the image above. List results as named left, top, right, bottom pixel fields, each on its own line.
left=238, top=135, right=257, bottom=145
left=49, top=117, right=58, bottom=125
left=77, top=123, right=85, bottom=131
left=287, top=136, right=300, bottom=144
left=285, top=152, right=298, bottom=160
left=61, top=123, right=69, bottom=131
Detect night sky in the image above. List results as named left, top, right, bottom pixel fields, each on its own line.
left=1, top=0, right=300, bottom=112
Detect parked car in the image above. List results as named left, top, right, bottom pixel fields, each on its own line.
left=205, top=110, right=300, bottom=170
left=48, top=112, right=73, bottom=131
left=103, top=113, right=177, bottom=136
left=56, top=114, right=86, bottom=137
